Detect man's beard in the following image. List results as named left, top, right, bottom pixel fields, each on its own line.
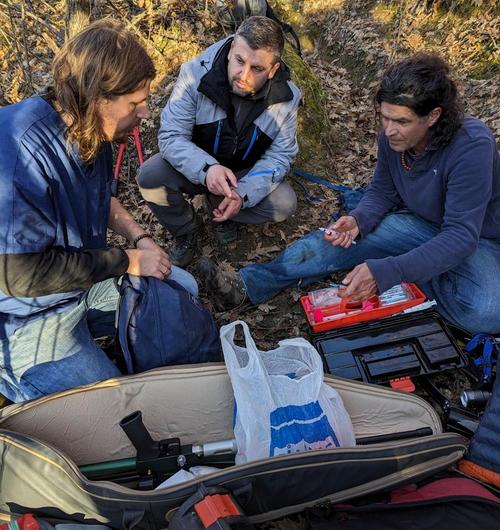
left=113, top=124, right=138, bottom=144
left=230, top=77, right=252, bottom=96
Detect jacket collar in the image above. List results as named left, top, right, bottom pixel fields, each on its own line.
left=197, top=37, right=294, bottom=115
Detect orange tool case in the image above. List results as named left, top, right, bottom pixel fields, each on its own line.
left=300, top=282, right=426, bottom=333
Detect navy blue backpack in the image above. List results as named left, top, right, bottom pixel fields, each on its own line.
left=117, top=274, right=221, bottom=374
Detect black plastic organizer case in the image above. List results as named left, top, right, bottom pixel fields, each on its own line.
left=313, top=309, right=467, bottom=383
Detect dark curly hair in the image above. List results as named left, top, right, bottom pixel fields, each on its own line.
left=375, top=53, right=463, bottom=147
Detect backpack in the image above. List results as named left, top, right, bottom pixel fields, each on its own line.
left=216, top=0, right=302, bottom=56
left=117, top=274, right=221, bottom=374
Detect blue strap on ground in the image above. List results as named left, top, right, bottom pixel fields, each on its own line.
left=291, top=166, right=365, bottom=212
left=466, top=333, right=497, bottom=384
left=289, top=175, right=325, bottom=203
left=292, top=166, right=353, bottom=192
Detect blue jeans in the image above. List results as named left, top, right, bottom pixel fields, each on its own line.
left=0, top=266, right=198, bottom=403
left=240, top=213, right=500, bottom=335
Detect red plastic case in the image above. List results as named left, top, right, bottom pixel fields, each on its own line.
left=300, top=282, right=427, bottom=332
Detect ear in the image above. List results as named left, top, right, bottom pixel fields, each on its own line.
left=268, top=61, right=280, bottom=80
left=428, top=107, right=442, bottom=127
left=95, top=97, right=110, bottom=117
left=96, top=97, right=107, bottom=110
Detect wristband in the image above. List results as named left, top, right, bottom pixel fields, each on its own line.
left=132, top=233, right=153, bottom=248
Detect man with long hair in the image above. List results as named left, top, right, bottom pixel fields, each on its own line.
left=137, top=16, right=301, bottom=267
left=0, top=20, right=197, bottom=402
left=200, top=53, right=500, bottom=335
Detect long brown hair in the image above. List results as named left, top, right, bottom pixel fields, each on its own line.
left=52, top=19, right=156, bottom=162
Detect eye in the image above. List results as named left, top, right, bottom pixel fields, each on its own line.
left=237, top=57, right=244, bottom=65
left=252, top=66, right=264, bottom=73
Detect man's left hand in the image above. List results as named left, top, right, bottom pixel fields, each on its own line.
left=213, top=191, right=243, bottom=222
left=135, top=236, right=172, bottom=277
left=339, top=263, right=377, bottom=301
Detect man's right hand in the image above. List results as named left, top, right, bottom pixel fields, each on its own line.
left=125, top=245, right=171, bottom=280
left=323, top=215, right=360, bottom=248
left=206, top=164, right=238, bottom=198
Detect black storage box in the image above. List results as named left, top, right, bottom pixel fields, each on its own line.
left=313, top=309, right=467, bottom=384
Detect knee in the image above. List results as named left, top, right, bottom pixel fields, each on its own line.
left=137, top=153, right=178, bottom=190
left=453, top=311, right=499, bottom=335
left=271, top=184, right=297, bottom=222
left=460, top=300, right=500, bottom=334
left=169, top=266, right=199, bottom=297
left=439, top=286, right=500, bottom=335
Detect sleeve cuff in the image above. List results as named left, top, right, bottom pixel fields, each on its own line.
left=349, top=209, right=371, bottom=238
left=365, top=256, right=403, bottom=294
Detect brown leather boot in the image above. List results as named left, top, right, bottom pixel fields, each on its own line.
left=197, top=257, right=247, bottom=310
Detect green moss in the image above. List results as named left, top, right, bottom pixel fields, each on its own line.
left=283, top=44, right=333, bottom=164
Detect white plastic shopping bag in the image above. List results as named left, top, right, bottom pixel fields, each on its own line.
left=221, top=320, right=356, bottom=464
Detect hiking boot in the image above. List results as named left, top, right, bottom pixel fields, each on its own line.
left=214, top=220, right=238, bottom=244
left=170, top=231, right=196, bottom=267
left=197, top=257, right=247, bottom=310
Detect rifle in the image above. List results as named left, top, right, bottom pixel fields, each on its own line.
left=80, top=410, right=236, bottom=489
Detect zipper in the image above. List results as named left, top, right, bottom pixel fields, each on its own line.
left=213, top=120, right=222, bottom=155
left=242, top=126, right=258, bottom=161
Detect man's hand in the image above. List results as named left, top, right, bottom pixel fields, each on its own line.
left=323, top=215, right=360, bottom=248
left=213, top=191, right=243, bottom=222
left=339, top=263, right=377, bottom=301
left=206, top=164, right=238, bottom=198
left=125, top=240, right=171, bottom=280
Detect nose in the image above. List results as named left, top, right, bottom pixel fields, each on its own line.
left=239, top=64, right=252, bottom=83
left=384, top=120, right=397, bottom=138
left=137, top=102, right=151, bottom=120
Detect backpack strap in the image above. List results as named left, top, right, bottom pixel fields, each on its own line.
left=265, top=2, right=302, bottom=56
left=291, top=166, right=366, bottom=215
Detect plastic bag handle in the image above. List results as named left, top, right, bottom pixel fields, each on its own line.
left=221, top=320, right=260, bottom=357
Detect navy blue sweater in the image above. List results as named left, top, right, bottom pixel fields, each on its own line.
left=350, top=116, right=500, bottom=292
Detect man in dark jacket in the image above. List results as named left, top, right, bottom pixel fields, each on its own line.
left=137, top=16, right=301, bottom=266
left=199, top=53, right=500, bottom=335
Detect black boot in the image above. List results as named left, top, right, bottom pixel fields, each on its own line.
left=197, top=257, right=247, bottom=310
left=214, top=220, right=238, bottom=244
left=170, top=231, right=197, bottom=267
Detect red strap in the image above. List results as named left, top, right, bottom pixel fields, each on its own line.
left=194, top=494, right=241, bottom=528
left=113, top=126, right=144, bottom=181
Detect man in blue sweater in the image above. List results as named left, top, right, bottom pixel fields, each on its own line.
left=199, top=53, right=500, bottom=334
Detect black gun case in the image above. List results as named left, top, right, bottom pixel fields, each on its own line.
left=0, top=364, right=466, bottom=529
